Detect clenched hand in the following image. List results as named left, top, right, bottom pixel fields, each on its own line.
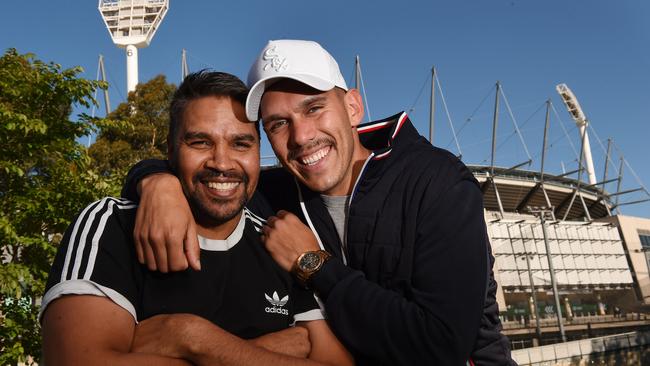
left=134, top=173, right=201, bottom=272
left=262, top=210, right=321, bottom=272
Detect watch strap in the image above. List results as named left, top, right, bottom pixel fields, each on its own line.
left=293, top=250, right=331, bottom=285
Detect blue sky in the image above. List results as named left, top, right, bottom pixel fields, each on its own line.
left=2, top=0, right=649, bottom=217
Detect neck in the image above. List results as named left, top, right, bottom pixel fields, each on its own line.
left=344, top=132, right=371, bottom=195
left=194, top=211, right=242, bottom=240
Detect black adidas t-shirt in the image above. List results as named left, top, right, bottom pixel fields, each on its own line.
left=41, top=197, right=322, bottom=339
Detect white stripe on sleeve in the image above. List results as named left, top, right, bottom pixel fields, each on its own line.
left=291, top=309, right=325, bottom=325
left=64, top=197, right=136, bottom=281
left=84, top=200, right=137, bottom=280
left=39, top=279, right=138, bottom=324
left=60, top=199, right=103, bottom=282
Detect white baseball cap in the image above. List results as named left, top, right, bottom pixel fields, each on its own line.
left=245, top=40, right=348, bottom=121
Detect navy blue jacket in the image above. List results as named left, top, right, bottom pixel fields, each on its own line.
left=123, top=112, right=515, bottom=365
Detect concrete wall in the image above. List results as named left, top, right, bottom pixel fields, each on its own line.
left=599, top=215, right=650, bottom=305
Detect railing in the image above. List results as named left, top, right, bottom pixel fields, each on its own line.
left=99, top=0, right=119, bottom=8
left=511, top=330, right=650, bottom=365
left=502, top=313, right=649, bottom=330
left=99, top=0, right=166, bottom=8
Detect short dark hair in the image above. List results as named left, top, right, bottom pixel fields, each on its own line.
left=168, top=70, right=258, bottom=144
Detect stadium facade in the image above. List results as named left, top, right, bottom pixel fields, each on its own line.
left=473, top=164, right=650, bottom=345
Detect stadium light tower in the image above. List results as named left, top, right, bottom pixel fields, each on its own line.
left=556, top=83, right=598, bottom=185
left=98, top=0, right=169, bottom=93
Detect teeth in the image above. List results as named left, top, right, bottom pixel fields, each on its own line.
left=207, top=182, right=239, bottom=191
left=300, top=147, right=329, bottom=166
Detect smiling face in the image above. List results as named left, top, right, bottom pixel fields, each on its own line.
left=260, top=80, right=368, bottom=196
left=170, top=96, right=260, bottom=237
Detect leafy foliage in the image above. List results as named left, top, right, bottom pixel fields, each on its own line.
left=0, top=49, right=175, bottom=364
left=0, top=48, right=110, bottom=365
left=89, top=75, right=175, bottom=194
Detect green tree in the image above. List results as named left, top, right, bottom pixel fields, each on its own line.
left=0, top=49, right=110, bottom=364
left=89, top=75, right=176, bottom=194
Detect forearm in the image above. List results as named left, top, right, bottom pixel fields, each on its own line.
left=192, top=340, right=325, bottom=366
left=41, top=296, right=193, bottom=366
left=190, top=331, right=329, bottom=366
left=247, top=326, right=310, bottom=358
left=247, top=312, right=352, bottom=365
left=44, top=350, right=192, bottom=366
left=137, top=313, right=327, bottom=366
left=121, top=158, right=172, bottom=200
left=298, top=320, right=355, bottom=366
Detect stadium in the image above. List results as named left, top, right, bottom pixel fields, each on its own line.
left=96, top=0, right=650, bottom=357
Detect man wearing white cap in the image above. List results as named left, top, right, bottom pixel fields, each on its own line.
left=124, top=40, right=514, bottom=365
left=41, top=71, right=353, bottom=366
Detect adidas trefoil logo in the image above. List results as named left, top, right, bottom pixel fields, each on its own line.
left=265, top=291, right=289, bottom=315
left=265, top=291, right=288, bottom=306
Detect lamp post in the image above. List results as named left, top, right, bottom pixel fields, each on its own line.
left=98, top=0, right=169, bottom=93
left=528, top=206, right=567, bottom=342
left=522, top=250, right=543, bottom=343
left=510, top=222, right=543, bottom=345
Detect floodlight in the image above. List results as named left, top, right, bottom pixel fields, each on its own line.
left=98, top=0, right=169, bottom=92
left=556, top=83, right=597, bottom=185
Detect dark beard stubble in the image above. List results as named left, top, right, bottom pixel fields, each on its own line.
left=185, top=170, right=250, bottom=228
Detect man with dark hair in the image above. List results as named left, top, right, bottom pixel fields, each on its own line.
left=168, top=70, right=260, bottom=143
left=125, top=40, right=515, bottom=365
left=40, top=70, right=353, bottom=366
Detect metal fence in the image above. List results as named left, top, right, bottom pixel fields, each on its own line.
left=511, top=330, right=650, bottom=365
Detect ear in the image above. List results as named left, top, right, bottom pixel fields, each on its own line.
left=343, top=88, right=365, bottom=127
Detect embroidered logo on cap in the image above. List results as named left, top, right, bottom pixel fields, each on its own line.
left=262, top=46, right=288, bottom=72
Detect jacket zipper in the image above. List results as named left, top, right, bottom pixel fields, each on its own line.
left=294, top=152, right=376, bottom=266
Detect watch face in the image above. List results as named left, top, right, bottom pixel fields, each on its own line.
left=299, top=252, right=321, bottom=271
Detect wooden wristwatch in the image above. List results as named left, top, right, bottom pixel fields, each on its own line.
left=292, top=250, right=332, bottom=285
